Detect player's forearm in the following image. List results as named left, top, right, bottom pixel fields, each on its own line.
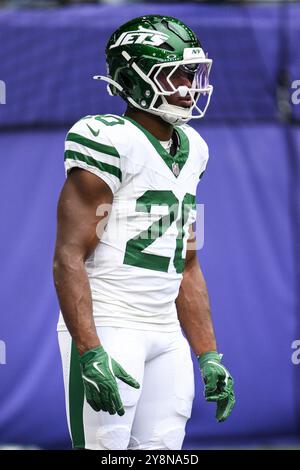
left=53, top=252, right=100, bottom=355
left=176, top=255, right=217, bottom=356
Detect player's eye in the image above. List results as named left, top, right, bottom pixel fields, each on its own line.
left=180, top=63, right=198, bottom=74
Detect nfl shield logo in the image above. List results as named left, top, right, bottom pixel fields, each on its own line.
left=172, top=162, right=180, bottom=176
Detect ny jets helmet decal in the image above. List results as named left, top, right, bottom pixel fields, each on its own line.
left=93, top=15, right=213, bottom=124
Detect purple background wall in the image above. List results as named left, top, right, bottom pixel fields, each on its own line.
left=0, top=4, right=299, bottom=448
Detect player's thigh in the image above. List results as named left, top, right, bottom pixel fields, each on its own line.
left=58, top=327, right=145, bottom=450
left=129, top=332, right=195, bottom=450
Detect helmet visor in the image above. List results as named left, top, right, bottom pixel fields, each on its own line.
left=153, top=61, right=211, bottom=94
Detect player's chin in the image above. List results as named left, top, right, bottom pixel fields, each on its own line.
left=169, top=97, right=193, bottom=108
left=180, top=101, right=192, bottom=109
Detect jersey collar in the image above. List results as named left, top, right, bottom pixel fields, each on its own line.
left=122, top=116, right=189, bottom=178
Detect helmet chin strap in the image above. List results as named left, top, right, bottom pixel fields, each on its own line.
left=157, top=103, right=191, bottom=124
left=156, top=86, right=193, bottom=124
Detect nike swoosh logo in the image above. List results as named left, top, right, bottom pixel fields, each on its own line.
left=86, top=123, right=100, bottom=137
left=93, top=362, right=106, bottom=377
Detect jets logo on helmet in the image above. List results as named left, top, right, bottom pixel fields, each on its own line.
left=110, top=27, right=169, bottom=49
left=93, top=15, right=213, bottom=125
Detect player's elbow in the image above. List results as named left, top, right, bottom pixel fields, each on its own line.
left=53, top=245, right=85, bottom=286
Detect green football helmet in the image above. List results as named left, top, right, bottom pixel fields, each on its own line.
left=94, top=15, right=213, bottom=124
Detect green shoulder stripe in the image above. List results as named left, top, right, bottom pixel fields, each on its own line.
left=65, top=150, right=122, bottom=181
left=66, top=132, right=120, bottom=158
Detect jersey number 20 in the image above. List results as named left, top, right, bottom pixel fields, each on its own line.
left=123, top=190, right=195, bottom=274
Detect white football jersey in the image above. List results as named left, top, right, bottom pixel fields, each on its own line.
left=57, top=114, right=209, bottom=332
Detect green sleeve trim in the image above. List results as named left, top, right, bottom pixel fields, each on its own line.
left=65, top=150, right=122, bottom=182
left=66, top=132, right=120, bottom=158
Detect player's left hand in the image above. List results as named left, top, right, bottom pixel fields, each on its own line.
left=198, top=351, right=235, bottom=422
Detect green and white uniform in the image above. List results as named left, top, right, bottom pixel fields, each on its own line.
left=57, top=113, right=209, bottom=450
left=57, top=113, right=208, bottom=333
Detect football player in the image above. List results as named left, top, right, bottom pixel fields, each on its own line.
left=53, top=14, right=235, bottom=450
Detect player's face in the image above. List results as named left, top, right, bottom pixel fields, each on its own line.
left=156, top=66, right=194, bottom=108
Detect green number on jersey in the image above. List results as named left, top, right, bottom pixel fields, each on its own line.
left=123, top=190, right=195, bottom=273
left=123, top=190, right=179, bottom=272
left=95, top=115, right=125, bottom=126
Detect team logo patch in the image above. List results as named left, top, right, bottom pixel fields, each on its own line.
left=172, top=162, right=180, bottom=176
left=110, top=27, right=169, bottom=49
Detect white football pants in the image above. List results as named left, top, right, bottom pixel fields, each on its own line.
left=58, top=326, right=195, bottom=450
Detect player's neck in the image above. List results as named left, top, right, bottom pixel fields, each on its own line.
left=124, top=108, right=173, bottom=141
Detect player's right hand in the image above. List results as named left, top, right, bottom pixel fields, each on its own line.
left=79, top=346, right=140, bottom=415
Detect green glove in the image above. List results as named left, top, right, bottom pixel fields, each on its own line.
left=198, top=351, right=235, bottom=422
left=79, top=346, right=140, bottom=416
